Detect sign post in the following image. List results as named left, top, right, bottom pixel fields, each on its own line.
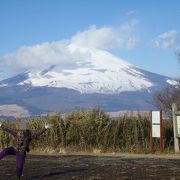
left=172, top=103, right=180, bottom=153
left=150, top=110, right=163, bottom=153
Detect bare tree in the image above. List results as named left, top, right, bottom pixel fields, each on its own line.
left=154, top=81, right=180, bottom=112
left=154, top=51, right=180, bottom=113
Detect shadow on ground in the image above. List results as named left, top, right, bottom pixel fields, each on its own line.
left=30, top=168, right=88, bottom=179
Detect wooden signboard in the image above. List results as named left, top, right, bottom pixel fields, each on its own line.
left=150, top=110, right=163, bottom=153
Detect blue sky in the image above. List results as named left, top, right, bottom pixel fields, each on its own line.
left=0, top=0, right=180, bottom=79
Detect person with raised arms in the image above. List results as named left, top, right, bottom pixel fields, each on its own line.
left=0, top=121, right=52, bottom=179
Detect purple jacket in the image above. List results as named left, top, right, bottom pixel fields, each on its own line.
left=1, top=124, right=47, bottom=154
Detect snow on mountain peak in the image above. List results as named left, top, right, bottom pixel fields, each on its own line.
left=18, top=46, right=153, bottom=94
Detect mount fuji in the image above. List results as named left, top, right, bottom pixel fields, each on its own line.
left=0, top=45, right=174, bottom=116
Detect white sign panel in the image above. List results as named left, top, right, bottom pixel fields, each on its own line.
left=152, top=124, right=160, bottom=138
left=152, top=111, right=160, bottom=124
left=177, top=116, right=180, bottom=135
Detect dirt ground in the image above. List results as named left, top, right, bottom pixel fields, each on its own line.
left=0, top=154, right=180, bottom=180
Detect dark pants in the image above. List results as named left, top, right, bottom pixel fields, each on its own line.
left=0, top=146, right=25, bottom=177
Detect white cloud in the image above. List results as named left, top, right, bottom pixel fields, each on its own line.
left=71, top=19, right=139, bottom=50
left=153, top=30, right=180, bottom=49
left=0, top=19, right=139, bottom=76
left=0, top=40, right=77, bottom=72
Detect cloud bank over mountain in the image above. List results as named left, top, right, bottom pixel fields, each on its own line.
left=0, top=19, right=139, bottom=77
left=0, top=18, right=178, bottom=81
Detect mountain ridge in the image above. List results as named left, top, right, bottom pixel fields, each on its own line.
left=0, top=46, right=174, bottom=116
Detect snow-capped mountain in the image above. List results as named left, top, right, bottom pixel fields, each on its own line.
left=0, top=46, right=173, bottom=94
left=0, top=46, right=174, bottom=116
